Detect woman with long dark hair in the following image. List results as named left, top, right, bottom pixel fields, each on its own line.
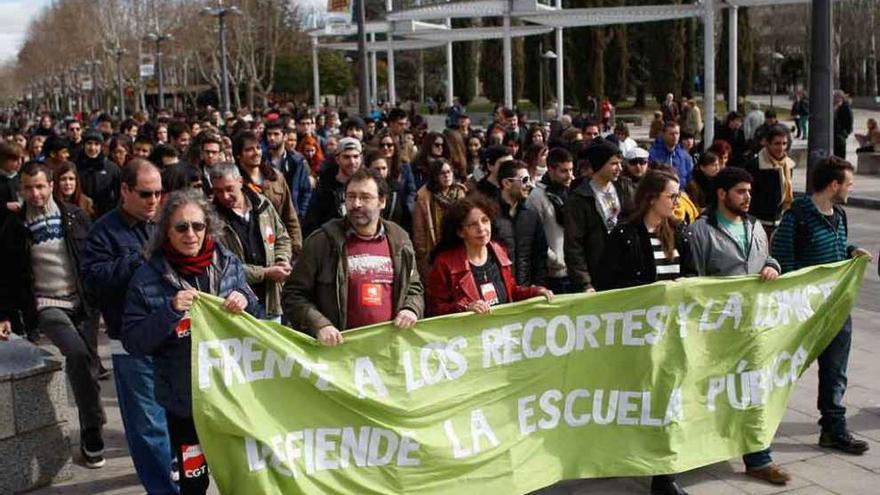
left=412, top=158, right=468, bottom=279
left=53, top=161, right=95, bottom=218
left=522, top=143, right=548, bottom=184
left=594, top=168, right=694, bottom=495
left=108, top=135, right=132, bottom=169
left=426, top=196, right=551, bottom=316
left=411, top=131, right=449, bottom=190
left=122, top=190, right=260, bottom=495
left=372, top=128, right=416, bottom=211
left=466, top=135, right=483, bottom=177
left=596, top=169, right=694, bottom=289
left=686, top=151, right=720, bottom=210
left=443, top=128, right=468, bottom=180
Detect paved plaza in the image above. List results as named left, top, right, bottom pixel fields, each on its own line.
left=26, top=104, right=880, bottom=495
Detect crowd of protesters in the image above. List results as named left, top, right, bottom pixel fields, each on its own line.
left=0, top=96, right=873, bottom=495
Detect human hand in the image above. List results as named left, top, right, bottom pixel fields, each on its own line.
left=223, top=291, right=248, bottom=314
left=172, top=289, right=199, bottom=312
left=584, top=286, right=596, bottom=294
left=537, top=287, right=554, bottom=302
left=851, top=248, right=873, bottom=261
left=393, top=309, right=418, bottom=329
left=759, top=266, right=780, bottom=281
left=466, top=300, right=492, bottom=314
left=317, top=325, right=343, bottom=346
left=0, top=320, right=10, bottom=341
left=5, top=202, right=21, bottom=213
left=264, top=265, right=291, bottom=282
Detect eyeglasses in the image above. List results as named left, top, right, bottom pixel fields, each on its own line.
left=345, top=193, right=378, bottom=203
left=629, top=159, right=648, bottom=166
left=173, top=221, right=207, bottom=234
left=380, top=142, right=395, bottom=148
left=661, top=192, right=681, bottom=202
left=134, top=188, right=163, bottom=199
left=433, top=141, right=445, bottom=148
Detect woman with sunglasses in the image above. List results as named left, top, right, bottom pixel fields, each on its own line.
left=372, top=129, right=416, bottom=211
left=412, top=157, right=468, bottom=279
left=411, top=131, right=448, bottom=190
left=122, top=190, right=260, bottom=495
left=426, top=195, right=552, bottom=316
left=54, top=160, right=95, bottom=218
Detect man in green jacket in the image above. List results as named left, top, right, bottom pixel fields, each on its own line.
left=211, top=163, right=292, bottom=320
left=282, top=168, right=424, bottom=345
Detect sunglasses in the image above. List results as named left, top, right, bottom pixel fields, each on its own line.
left=380, top=142, right=395, bottom=148
left=173, top=221, right=207, bottom=234
left=433, top=141, right=445, bottom=147
left=134, top=188, right=163, bottom=199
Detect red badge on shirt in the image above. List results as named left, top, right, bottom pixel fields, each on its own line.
left=480, top=282, right=499, bottom=305
left=181, top=444, right=207, bottom=478
left=361, top=283, right=383, bottom=307
left=175, top=312, right=191, bottom=339
left=264, top=226, right=275, bottom=245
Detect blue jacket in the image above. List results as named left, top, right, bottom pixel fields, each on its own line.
left=276, top=150, right=313, bottom=221
left=648, top=136, right=694, bottom=188
left=122, top=244, right=260, bottom=418
left=81, top=208, right=155, bottom=339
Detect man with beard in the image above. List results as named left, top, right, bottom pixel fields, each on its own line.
left=493, top=160, right=547, bottom=287
left=528, top=148, right=574, bottom=294
left=772, top=156, right=872, bottom=456
left=76, top=129, right=121, bottom=218
left=688, top=166, right=791, bottom=487
left=65, top=119, right=84, bottom=159
left=303, top=137, right=362, bottom=236
left=282, top=168, right=424, bottom=345
left=265, top=121, right=311, bottom=220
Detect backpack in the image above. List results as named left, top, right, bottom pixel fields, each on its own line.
left=788, top=201, right=847, bottom=249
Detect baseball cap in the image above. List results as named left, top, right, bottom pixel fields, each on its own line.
left=624, top=147, right=649, bottom=161
left=336, top=137, right=362, bottom=155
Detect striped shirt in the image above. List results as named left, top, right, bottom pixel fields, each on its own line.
left=649, top=231, right=681, bottom=280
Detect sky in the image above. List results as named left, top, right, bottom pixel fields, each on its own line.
left=0, top=0, right=51, bottom=63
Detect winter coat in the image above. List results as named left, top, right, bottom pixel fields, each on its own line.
left=494, top=198, right=548, bottom=286
left=215, top=190, right=292, bottom=316
left=81, top=208, right=156, bottom=339
left=689, top=208, right=780, bottom=277
left=595, top=221, right=694, bottom=290
left=276, top=150, right=313, bottom=221
left=0, top=200, right=91, bottom=330
left=121, top=245, right=260, bottom=418
left=302, top=165, right=346, bottom=237
left=648, top=136, right=695, bottom=188
left=281, top=218, right=424, bottom=335
left=76, top=154, right=121, bottom=218
left=526, top=180, right=568, bottom=279
left=411, top=184, right=467, bottom=279
left=743, top=148, right=794, bottom=226
left=427, top=241, right=543, bottom=316
left=563, top=178, right=635, bottom=291
left=248, top=172, right=302, bottom=258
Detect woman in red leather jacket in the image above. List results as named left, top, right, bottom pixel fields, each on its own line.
left=426, top=195, right=552, bottom=316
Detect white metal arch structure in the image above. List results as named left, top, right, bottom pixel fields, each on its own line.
left=311, top=0, right=826, bottom=144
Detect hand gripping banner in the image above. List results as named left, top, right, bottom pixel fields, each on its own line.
left=190, top=258, right=867, bottom=494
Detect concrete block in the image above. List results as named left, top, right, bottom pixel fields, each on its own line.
left=0, top=381, right=13, bottom=440
left=856, top=153, right=880, bottom=175
left=0, top=424, right=72, bottom=494
left=13, top=362, right=69, bottom=434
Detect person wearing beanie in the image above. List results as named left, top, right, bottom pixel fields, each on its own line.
left=563, top=138, right=635, bottom=292
left=340, top=117, right=366, bottom=142
left=43, top=134, right=71, bottom=171
left=76, top=129, right=121, bottom=218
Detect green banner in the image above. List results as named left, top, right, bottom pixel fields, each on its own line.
left=190, top=258, right=867, bottom=495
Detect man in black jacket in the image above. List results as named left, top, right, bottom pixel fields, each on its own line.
left=303, top=137, right=362, bottom=236
left=493, top=159, right=547, bottom=286
left=564, top=139, right=635, bottom=292
left=76, top=129, right=121, bottom=218
left=833, top=90, right=854, bottom=159
left=0, top=162, right=106, bottom=467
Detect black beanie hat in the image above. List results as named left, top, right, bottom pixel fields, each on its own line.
left=584, top=138, right=621, bottom=172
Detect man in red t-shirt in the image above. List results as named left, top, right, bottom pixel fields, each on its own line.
left=283, top=168, right=424, bottom=345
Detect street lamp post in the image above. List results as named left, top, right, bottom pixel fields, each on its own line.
left=146, top=31, right=173, bottom=111
left=538, top=43, right=558, bottom=126
left=202, top=2, right=241, bottom=114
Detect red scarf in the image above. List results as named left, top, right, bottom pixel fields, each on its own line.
left=162, top=236, right=215, bottom=276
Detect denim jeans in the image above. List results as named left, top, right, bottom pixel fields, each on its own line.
left=817, top=317, right=852, bottom=435
left=743, top=448, right=773, bottom=470
left=113, top=353, right=179, bottom=495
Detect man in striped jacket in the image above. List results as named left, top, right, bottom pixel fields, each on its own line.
left=771, top=156, right=873, bottom=455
